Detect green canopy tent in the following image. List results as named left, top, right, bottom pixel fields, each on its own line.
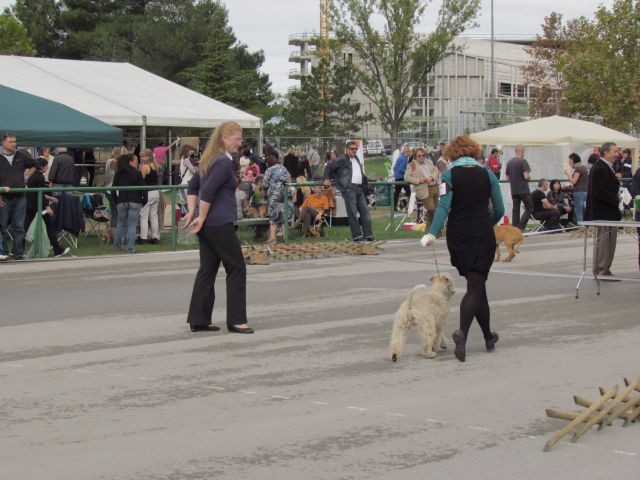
left=0, top=85, right=122, bottom=147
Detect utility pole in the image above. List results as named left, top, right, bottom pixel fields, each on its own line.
left=440, top=0, right=447, bottom=141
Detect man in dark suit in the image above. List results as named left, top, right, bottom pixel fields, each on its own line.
left=585, top=142, right=621, bottom=279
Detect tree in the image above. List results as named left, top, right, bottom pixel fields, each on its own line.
left=522, top=12, right=568, bottom=118
left=331, top=0, right=480, bottom=149
left=559, top=0, right=640, bottom=131
left=282, top=58, right=373, bottom=136
left=0, top=12, right=36, bottom=56
left=179, top=2, right=273, bottom=116
left=11, top=0, right=60, bottom=57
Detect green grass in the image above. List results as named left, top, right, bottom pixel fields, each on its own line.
left=56, top=211, right=422, bottom=258
left=364, top=156, right=392, bottom=180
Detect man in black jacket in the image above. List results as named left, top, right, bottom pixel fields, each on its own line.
left=585, top=142, right=621, bottom=279
left=48, top=147, right=77, bottom=188
left=324, top=140, right=373, bottom=242
left=0, top=133, right=36, bottom=260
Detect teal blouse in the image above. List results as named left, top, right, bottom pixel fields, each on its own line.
left=428, top=157, right=505, bottom=237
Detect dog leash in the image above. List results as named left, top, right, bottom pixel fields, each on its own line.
left=431, top=244, right=441, bottom=275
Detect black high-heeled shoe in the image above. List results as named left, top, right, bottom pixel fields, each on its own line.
left=228, top=325, right=254, bottom=334
left=190, top=325, right=221, bottom=332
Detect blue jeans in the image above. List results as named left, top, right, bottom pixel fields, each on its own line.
left=114, top=202, right=142, bottom=252
left=0, top=195, right=27, bottom=256
left=573, top=191, right=587, bottom=223
left=341, top=186, right=372, bottom=239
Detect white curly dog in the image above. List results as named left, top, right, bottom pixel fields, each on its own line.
left=390, top=273, right=456, bottom=362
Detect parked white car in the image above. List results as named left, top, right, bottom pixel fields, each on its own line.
left=365, top=139, right=384, bottom=156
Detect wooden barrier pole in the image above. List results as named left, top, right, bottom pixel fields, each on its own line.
left=543, top=385, right=618, bottom=452
left=571, top=379, right=640, bottom=442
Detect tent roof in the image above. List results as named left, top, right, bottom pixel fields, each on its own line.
left=0, top=56, right=262, bottom=129
left=0, top=84, right=122, bottom=147
left=470, top=115, right=640, bottom=148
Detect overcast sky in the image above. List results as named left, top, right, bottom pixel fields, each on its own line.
left=2, top=0, right=614, bottom=93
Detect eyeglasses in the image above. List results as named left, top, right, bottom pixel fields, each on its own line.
left=348, top=147, right=358, bottom=151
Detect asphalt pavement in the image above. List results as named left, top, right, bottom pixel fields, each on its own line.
left=1, top=231, right=639, bottom=479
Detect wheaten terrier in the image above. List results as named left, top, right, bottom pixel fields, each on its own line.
left=390, top=273, right=455, bottom=362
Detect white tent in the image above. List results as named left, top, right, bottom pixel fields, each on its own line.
left=0, top=55, right=262, bottom=147
left=470, top=115, right=640, bottom=221
left=470, top=115, right=640, bottom=148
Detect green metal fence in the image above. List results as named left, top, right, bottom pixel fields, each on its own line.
left=5, top=178, right=570, bottom=255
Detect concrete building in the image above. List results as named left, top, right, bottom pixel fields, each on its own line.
left=288, top=34, right=534, bottom=145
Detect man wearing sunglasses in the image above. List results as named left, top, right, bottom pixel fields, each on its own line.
left=324, top=140, right=374, bottom=242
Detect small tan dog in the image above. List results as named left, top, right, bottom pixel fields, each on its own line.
left=390, top=273, right=455, bottom=362
left=494, top=224, right=524, bottom=262
left=244, top=204, right=268, bottom=219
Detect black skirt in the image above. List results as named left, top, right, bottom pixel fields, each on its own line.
left=446, top=219, right=496, bottom=278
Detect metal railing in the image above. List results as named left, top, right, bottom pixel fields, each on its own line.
left=4, top=184, right=184, bottom=253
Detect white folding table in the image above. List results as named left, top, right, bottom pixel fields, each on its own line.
left=576, top=220, right=640, bottom=298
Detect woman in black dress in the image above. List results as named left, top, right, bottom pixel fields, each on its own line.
left=421, top=136, right=505, bottom=362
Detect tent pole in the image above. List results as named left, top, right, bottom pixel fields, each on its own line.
left=258, top=124, right=264, bottom=156
left=141, top=115, right=147, bottom=151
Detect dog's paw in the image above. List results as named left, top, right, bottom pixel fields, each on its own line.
left=391, top=353, right=398, bottom=362
left=424, top=351, right=437, bottom=359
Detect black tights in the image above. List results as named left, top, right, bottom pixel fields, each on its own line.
left=459, top=271, right=492, bottom=340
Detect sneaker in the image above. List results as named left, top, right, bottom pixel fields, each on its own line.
left=0, top=254, right=8, bottom=261
left=135, top=238, right=147, bottom=245
left=365, top=236, right=375, bottom=242
left=127, top=249, right=136, bottom=254
left=485, top=332, right=499, bottom=351
left=54, top=247, right=70, bottom=258
left=13, top=255, right=25, bottom=261
left=452, top=329, right=466, bottom=362
left=353, top=236, right=365, bottom=243
left=148, top=238, right=160, bottom=245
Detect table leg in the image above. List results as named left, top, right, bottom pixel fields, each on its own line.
left=576, top=226, right=588, bottom=299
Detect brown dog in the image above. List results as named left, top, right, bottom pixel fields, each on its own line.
left=494, top=224, right=524, bottom=262
left=244, top=204, right=268, bottom=219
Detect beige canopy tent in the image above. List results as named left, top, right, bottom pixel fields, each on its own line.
left=470, top=115, right=639, bottom=221
left=470, top=115, right=640, bottom=148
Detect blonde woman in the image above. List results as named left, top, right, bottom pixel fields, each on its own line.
left=138, top=149, right=160, bottom=244
left=183, top=121, right=253, bottom=334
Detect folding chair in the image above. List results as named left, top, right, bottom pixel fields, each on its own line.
left=525, top=216, right=545, bottom=233
left=82, top=193, right=110, bottom=241
left=386, top=191, right=416, bottom=231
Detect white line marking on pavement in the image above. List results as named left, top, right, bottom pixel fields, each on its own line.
left=239, top=390, right=256, bottom=395
left=205, top=386, right=225, bottom=391
left=271, top=395, right=290, bottom=400
left=346, top=406, right=368, bottom=412
left=386, top=412, right=406, bottom=418
left=468, top=426, right=492, bottom=432
left=75, top=369, right=92, bottom=374
left=612, top=450, right=638, bottom=456
left=6, top=364, right=24, bottom=367
left=310, top=401, right=329, bottom=406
